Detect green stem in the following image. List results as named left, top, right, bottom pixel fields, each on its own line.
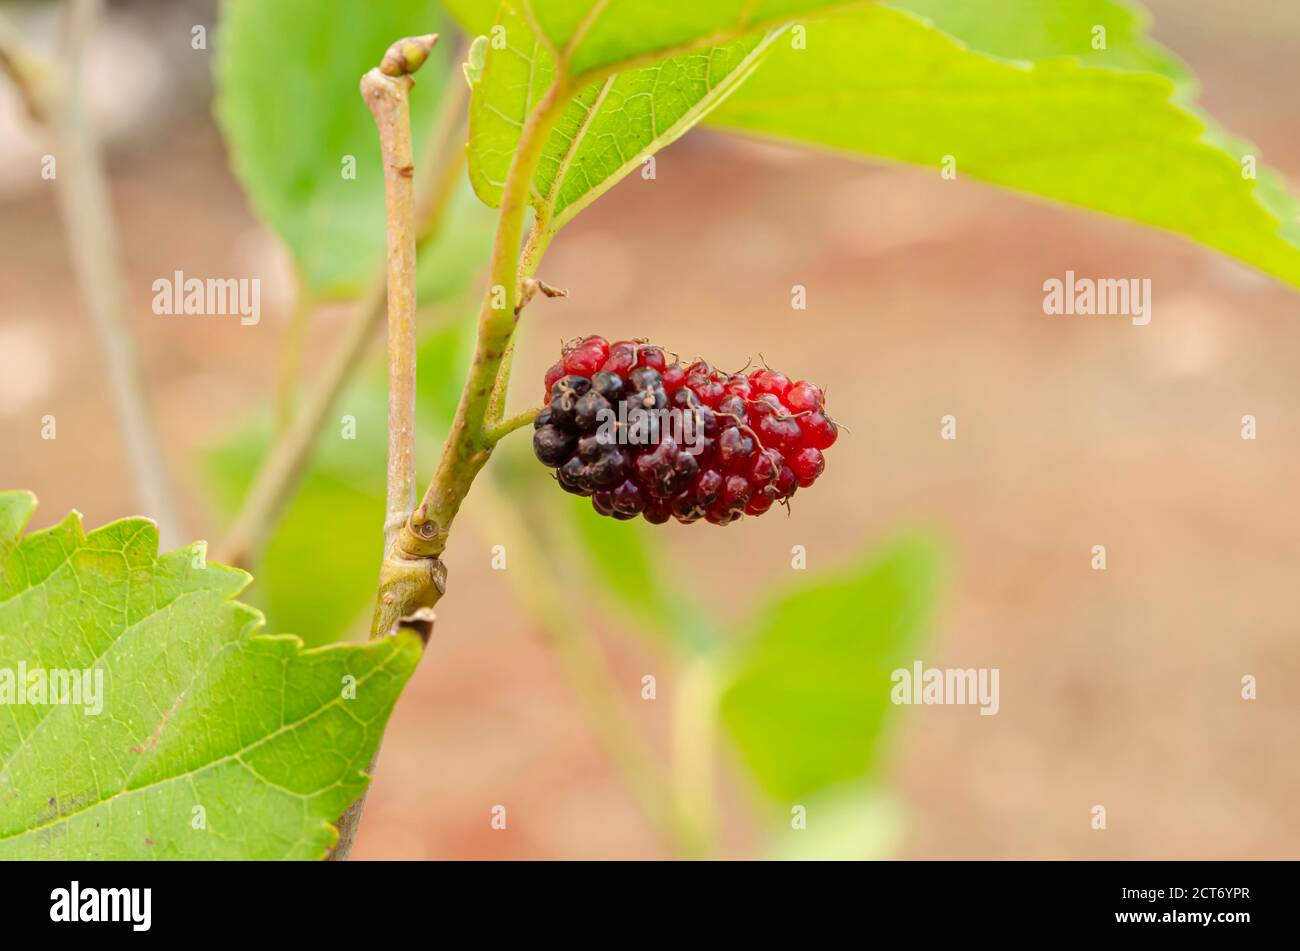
left=49, top=0, right=183, bottom=550
left=671, top=655, right=721, bottom=853
left=484, top=339, right=517, bottom=425
left=275, top=282, right=315, bottom=433
left=485, top=224, right=556, bottom=424
left=388, top=80, right=570, bottom=566
left=484, top=407, right=542, bottom=446
left=0, top=14, right=47, bottom=121
left=471, top=478, right=706, bottom=857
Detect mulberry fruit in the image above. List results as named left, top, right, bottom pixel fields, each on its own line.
left=534, top=337, right=837, bottom=525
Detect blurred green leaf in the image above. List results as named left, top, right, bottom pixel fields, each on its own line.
left=767, top=784, right=905, bottom=860
left=416, top=179, right=497, bottom=302
left=559, top=495, right=718, bottom=652
left=206, top=388, right=389, bottom=646
left=415, top=317, right=476, bottom=425
left=214, top=0, right=449, bottom=296
left=206, top=321, right=472, bottom=646
left=710, top=2, right=1300, bottom=289
left=441, top=0, right=496, bottom=36
left=890, top=0, right=1192, bottom=83
left=720, top=537, right=942, bottom=802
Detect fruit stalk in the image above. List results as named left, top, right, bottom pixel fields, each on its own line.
left=485, top=407, right=543, bottom=446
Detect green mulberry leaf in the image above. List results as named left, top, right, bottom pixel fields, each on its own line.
left=466, top=1, right=784, bottom=234
left=710, top=2, right=1300, bottom=289
left=0, top=491, right=421, bottom=859
left=214, top=0, right=450, bottom=296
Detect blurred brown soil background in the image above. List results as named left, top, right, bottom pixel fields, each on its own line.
left=0, top=0, right=1296, bottom=858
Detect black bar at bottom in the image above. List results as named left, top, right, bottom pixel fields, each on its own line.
left=0, top=859, right=1285, bottom=938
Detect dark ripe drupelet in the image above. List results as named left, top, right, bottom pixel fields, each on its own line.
left=588, top=446, right=627, bottom=488
left=573, top=390, right=611, bottom=431
left=548, top=375, right=591, bottom=428
left=558, top=456, right=592, bottom=496
left=671, top=489, right=705, bottom=523
left=634, top=437, right=679, bottom=499
left=694, top=468, right=724, bottom=506
left=594, top=478, right=646, bottom=520
left=533, top=425, right=575, bottom=467
left=591, top=370, right=625, bottom=403
left=625, top=367, right=668, bottom=412
left=674, top=452, right=700, bottom=485
left=532, top=337, right=837, bottom=525
left=591, top=490, right=621, bottom=518
left=643, top=498, right=673, bottom=524
left=577, top=434, right=606, bottom=463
